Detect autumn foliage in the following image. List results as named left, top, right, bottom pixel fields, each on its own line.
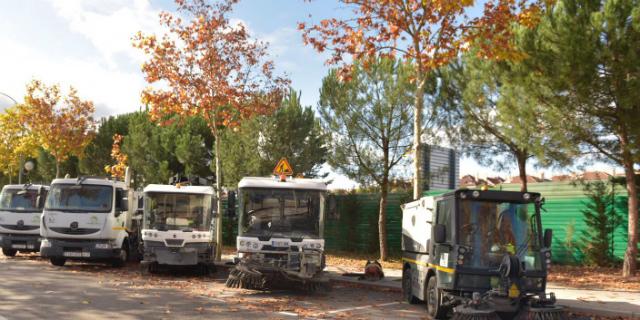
left=0, top=106, right=38, bottom=179
left=104, top=134, right=128, bottom=179
left=133, top=0, right=287, bottom=131
left=21, top=80, right=96, bottom=178
left=299, top=0, right=553, bottom=201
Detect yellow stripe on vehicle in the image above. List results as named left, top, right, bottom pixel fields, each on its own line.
left=402, top=257, right=455, bottom=274
left=111, top=226, right=127, bottom=231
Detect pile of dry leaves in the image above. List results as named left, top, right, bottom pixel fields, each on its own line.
left=548, top=265, right=640, bottom=291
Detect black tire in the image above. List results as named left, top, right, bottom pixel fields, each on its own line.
left=2, top=248, right=17, bottom=257
left=426, top=276, right=447, bottom=319
left=402, top=267, right=419, bottom=304
left=112, top=243, right=128, bottom=268
left=50, top=257, right=66, bottom=266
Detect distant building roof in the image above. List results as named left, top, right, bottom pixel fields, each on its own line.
left=486, top=177, right=505, bottom=186
left=459, top=175, right=477, bottom=187
left=509, top=175, right=542, bottom=184
left=579, top=171, right=611, bottom=181
left=551, top=174, right=574, bottom=182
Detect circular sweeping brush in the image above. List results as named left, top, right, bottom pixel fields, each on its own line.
left=524, top=306, right=567, bottom=320
left=225, top=263, right=267, bottom=290
left=452, top=307, right=501, bottom=320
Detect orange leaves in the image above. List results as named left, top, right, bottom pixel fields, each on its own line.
left=300, top=0, right=552, bottom=76
left=21, top=79, right=95, bottom=164
left=134, top=0, right=288, bottom=134
left=104, top=134, right=127, bottom=178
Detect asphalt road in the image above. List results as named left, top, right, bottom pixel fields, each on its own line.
left=0, top=254, right=621, bottom=320
left=0, top=254, right=425, bottom=320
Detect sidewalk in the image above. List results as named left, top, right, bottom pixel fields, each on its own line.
left=324, top=266, right=640, bottom=319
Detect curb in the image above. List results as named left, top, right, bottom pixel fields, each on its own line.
left=328, top=275, right=640, bottom=319
left=328, top=276, right=402, bottom=293
left=559, top=304, right=640, bottom=319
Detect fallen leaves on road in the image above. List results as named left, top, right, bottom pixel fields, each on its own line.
left=548, top=265, right=640, bottom=291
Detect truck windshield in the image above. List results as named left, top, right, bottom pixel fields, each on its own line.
left=144, top=193, right=211, bottom=232
left=458, top=200, right=542, bottom=270
left=45, top=184, right=113, bottom=213
left=241, top=188, right=323, bottom=239
left=0, top=189, right=43, bottom=212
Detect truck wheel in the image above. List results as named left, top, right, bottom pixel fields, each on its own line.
left=426, top=276, right=447, bottom=319
left=402, top=267, right=419, bottom=304
left=2, top=248, right=17, bottom=257
left=112, top=244, right=128, bottom=268
left=50, top=257, right=66, bottom=266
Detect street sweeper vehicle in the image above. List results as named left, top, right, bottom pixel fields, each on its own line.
left=225, top=174, right=328, bottom=291
left=140, top=178, right=217, bottom=274
left=40, top=170, right=140, bottom=267
left=401, top=189, right=565, bottom=320
left=0, top=184, right=49, bottom=256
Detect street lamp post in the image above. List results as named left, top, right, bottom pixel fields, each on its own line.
left=0, top=91, right=25, bottom=184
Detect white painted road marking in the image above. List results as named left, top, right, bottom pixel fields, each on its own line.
left=278, top=311, right=298, bottom=317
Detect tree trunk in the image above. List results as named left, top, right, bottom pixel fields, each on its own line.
left=412, top=75, right=426, bottom=200
left=55, top=160, right=60, bottom=179
left=516, top=151, right=528, bottom=192
left=213, top=130, right=223, bottom=261
left=378, top=184, right=388, bottom=261
left=18, top=155, right=24, bottom=184
left=622, top=155, right=638, bottom=277
left=379, top=140, right=390, bottom=261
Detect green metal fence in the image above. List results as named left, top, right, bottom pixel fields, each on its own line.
left=220, top=181, right=633, bottom=264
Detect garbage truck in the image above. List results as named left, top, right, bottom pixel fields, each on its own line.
left=0, top=184, right=49, bottom=256
left=225, top=176, right=328, bottom=291
left=140, top=179, right=217, bottom=274
left=40, top=171, right=140, bottom=267
left=401, top=189, right=565, bottom=320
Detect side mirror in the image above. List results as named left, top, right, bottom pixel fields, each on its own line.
left=543, top=228, right=553, bottom=248
left=434, top=224, right=447, bottom=244
left=226, top=191, right=236, bottom=218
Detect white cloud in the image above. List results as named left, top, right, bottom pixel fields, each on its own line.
left=48, top=0, right=163, bottom=68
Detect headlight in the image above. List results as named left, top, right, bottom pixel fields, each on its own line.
left=95, top=243, right=113, bottom=249
left=40, top=239, right=51, bottom=248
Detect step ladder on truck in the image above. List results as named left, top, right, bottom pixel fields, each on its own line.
left=401, top=189, right=566, bottom=320
left=40, top=169, right=141, bottom=267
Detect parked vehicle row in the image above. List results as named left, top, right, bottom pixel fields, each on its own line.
left=0, top=166, right=565, bottom=319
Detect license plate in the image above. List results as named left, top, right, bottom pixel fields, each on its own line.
left=272, top=240, right=289, bottom=247
left=63, top=251, right=90, bottom=258
left=11, top=244, right=26, bottom=249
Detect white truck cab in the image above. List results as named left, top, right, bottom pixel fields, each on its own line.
left=226, top=176, right=328, bottom=290
left=0, top=184, right=49, bottom=256
left=141, top=183, right=217, bottom=273
left=40, top=176, right=139, bottom=267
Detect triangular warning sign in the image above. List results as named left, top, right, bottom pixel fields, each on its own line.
left=273, top=158, right=294, bottom=176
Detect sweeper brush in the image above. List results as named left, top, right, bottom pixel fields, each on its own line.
left=522, top=306, right=567, bottom=320
left=451, top=307, right=501, bottom=320
left=225, top=262, right=267, bottom=290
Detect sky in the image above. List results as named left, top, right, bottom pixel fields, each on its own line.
left=0, top=0, right=621, bottom=189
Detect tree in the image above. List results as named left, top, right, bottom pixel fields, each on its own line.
left=134, top=0, right=287, bottom=259
left=105, top=134, right=128, bottom=179
left=580, top=180, right=624, bottom=267
left=300, top=0, right=552, bottom=199
left=220, top=88, right=328, bottom=187
left=436, top=52, right=575, bottom=191
left=122, top=112, right=213, bottom=187
left=522, top=0, right=640, bottom=276
left=0, top=106, right=38, bottom=183
left=21, top=80, right=95, bottom=178
left=319, top=58, right=414, bottom=261
left=80, top=114, right=132, bottom=176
